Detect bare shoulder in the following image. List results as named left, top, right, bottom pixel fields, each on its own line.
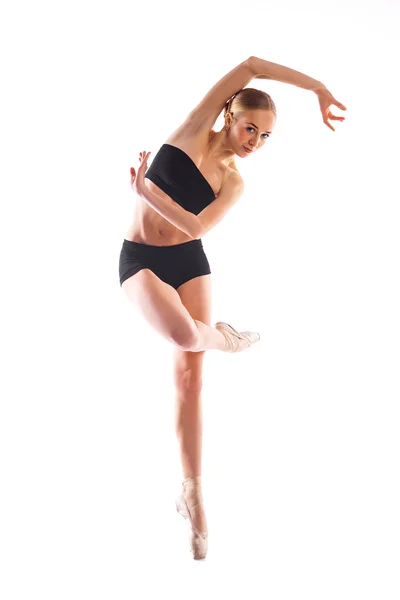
left=224, top=162, right=244, bottom=188
left=219, top=163, right=244, bottom=196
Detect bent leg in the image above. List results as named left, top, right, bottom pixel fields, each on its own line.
left=122, top=269, right=200, bottom=350
left=122, top=269, right=235, bottom=352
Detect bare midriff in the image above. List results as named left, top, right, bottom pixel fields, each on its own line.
left=123, top=128, right=235, bottom=246
left=124, top=178, right=198, bottom=246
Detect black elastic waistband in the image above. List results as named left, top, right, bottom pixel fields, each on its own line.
left=122, top=238, right=203, bottom=252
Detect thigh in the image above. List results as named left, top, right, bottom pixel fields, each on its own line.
left=122, top=268, right=199, bottom=349
left=172, top=274, right=212, bottom=386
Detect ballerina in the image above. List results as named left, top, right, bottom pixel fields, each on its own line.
left=119, top=55, right=346, bottom=559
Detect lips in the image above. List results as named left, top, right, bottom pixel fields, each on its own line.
left=243, top=146, right=252, bottom=153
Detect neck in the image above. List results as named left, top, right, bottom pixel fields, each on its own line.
left=206, top=129, right=236, bottom=166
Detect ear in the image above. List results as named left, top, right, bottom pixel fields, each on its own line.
left=225, top=112, right=233, bottom=129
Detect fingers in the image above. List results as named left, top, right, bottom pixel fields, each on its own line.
left=319, top=92, right=347, bottom=131
left=336, top=100, right=347, bottom=110
left=322, top=114, right=335, bottom=131
left=323, top=106, right=346, bottom=131
left=130, top=150, right=151, bottom=178
left=139, top=150, right=151, bottom=162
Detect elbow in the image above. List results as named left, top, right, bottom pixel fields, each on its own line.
left=246, top=56, right=257, bottom=74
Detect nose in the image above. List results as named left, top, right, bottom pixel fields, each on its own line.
left=248, top=133, right=261, bottom=148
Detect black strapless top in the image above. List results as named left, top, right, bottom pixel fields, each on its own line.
left=144, top=143, right=217, bottom=216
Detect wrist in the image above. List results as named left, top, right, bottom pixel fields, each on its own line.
left=312, top=82, right=328, bottom=94
left=135, top=180, right=146, bottom=197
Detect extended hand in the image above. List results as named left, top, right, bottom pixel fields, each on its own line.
left=314, top=87, right=347, bottom=132
left=130, top=150, right=151, bottom=195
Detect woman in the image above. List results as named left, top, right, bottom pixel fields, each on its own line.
left=119, top=56, right=346, bottom=559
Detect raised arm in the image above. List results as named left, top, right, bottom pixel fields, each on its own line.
left=248, top=55, right=325, bottom=91
left=187, top=57, right=255, bottom=128
left=248, top=55, right=347, bottom=131
left=187, top=55, right=345, bottom=132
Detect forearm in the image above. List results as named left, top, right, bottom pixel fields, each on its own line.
left=138, top=183, right=200, bottom=239
left=248, top=55, right=326, bottom=92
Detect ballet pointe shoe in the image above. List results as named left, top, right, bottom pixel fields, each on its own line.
left=214, top=321, right=261, bottom=353
left=175, top=475, right=208, bottom=560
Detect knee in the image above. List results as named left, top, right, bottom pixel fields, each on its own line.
left=172, top=325, right=201, bottom=352
left=174, top=370, right=203, bottom=394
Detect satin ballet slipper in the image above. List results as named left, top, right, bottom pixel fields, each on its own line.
left=175, top=475, right=208, bottom=560
left=214, top=321, right=261, bottom=353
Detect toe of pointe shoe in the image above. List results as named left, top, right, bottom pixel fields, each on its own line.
left=241, top=331, right=261, bottom=344
left=175, top=494, right=208, bottom=560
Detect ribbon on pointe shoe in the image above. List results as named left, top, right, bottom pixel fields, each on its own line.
left=182, top=476, right=206, bottom=531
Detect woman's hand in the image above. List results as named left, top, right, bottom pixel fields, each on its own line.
left=130, top=150, right=151, bottom=195
left=314, top=87, right=347, bottom=132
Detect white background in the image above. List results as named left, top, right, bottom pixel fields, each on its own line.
left=1, top=0, right=399, bottom=597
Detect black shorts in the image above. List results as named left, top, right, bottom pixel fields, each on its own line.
left=119, top=238, right=212, bottom=289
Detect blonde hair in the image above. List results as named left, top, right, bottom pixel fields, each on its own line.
left=224, top=87, right=277, bottom=121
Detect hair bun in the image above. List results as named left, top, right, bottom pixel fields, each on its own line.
left=224, top=88, right=277, bottom=118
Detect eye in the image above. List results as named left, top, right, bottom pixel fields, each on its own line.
left=246, top=127, right=269, bottom=139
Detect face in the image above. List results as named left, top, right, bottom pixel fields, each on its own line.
left=227, top=109, right=276, bottom=157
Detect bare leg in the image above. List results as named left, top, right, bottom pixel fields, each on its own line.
left=122, top=271, right=252, bottom=353
left=174, top=367, right=207, bottom=534
left=174, top=386, right=203, bottom=479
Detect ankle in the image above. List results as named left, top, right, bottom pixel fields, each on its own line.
left=183, top=475, right=202, bottom=483
left=183, top=475, right=202, bottom=495
left=192, top=320, right=228, bottom=352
